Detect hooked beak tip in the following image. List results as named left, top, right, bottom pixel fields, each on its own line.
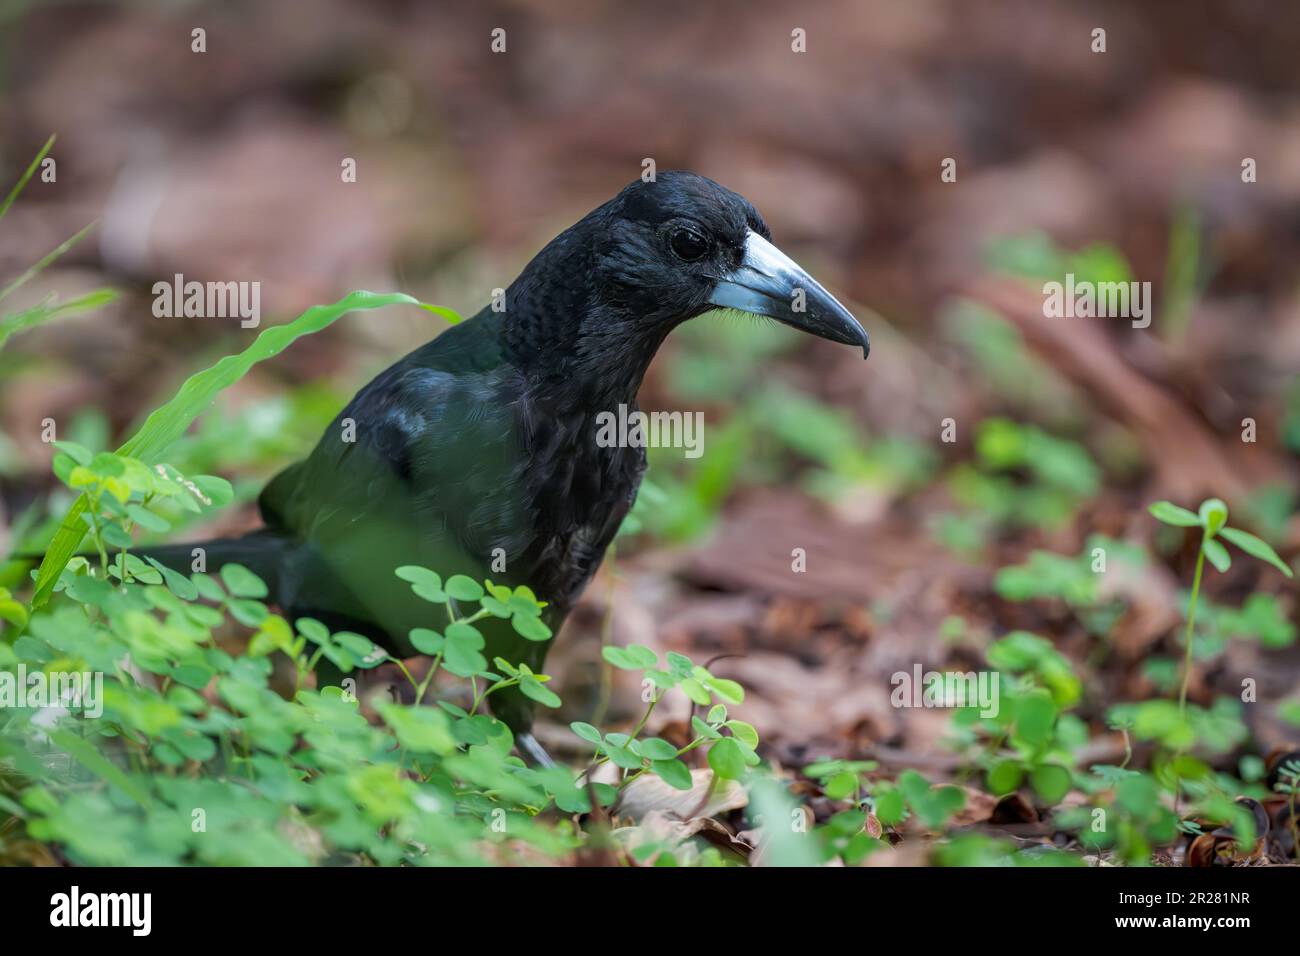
left=707, top=231, right=870, bottom=358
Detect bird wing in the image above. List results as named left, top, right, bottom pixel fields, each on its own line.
left=256, top=319, right=535, bottom=650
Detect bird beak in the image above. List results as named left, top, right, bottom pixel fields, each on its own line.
left=707, top=231, right=869, bottom=358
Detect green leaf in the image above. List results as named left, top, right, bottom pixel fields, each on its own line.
left=144, top=558, right=198, bottom=601
left=651, top=758, right=694, bottom=790
left=666, top=651, right=695, bottom=680
left=874, top=787, right=905, bottom=826
left=250, top=615, right=294, bottom=656
left=441, top=621, right=486, bottom=677
left=480, top=596, right=511, bottom=617
left=511, top=614, right=552, bottom=642
left=409, top=628, right=443, bottom=655
left=1116, top=773, right=1158, bottom=819
left=602, top=737, right=644, bottom=770
left=707, top=737, right=747, bottom=780
left=704, top=676, right=744, bottom=705
left=1198, top=498, right=1228, bottom=536
left=724, top=719, right=759, bottom=749
left=519, top=678, right=561, bottom=708
left=633, top=737, right=679, bottom=761
left=1220, top=526, right=1294, bottom=578
left=644, top=669, right=675, bottom=689
left=228, top=599, right=269, bottom=627
left=101, top=524, right=133, bottom=550
left=220, top=563, right=268, bottom=598
left=732, top=740, right=761, bottom=770
left=534, top=766, right=589, bottom=814
left=691, top=715, right=722, bottom=739
left=378, top=702, right=455, bottom=754
left=507, top=592, right=544, bottom=618
left=602, top=644, right=658, bottom=669
left=334, top=631, right=383, bottom=667
left=602, top=646, right=632, bottom=669
left=88, top=451, right=124, bottom=477
left=602, top=645, right=652, bottom=670
left=32, top=290, right=427, bottom=607
left=171, top=663, right=215, bottom=690
left=987, top=759, right=1024, bottom=796
left=396, top=566, right=440, bottom=588
left=824, top=770, right=859, bottom=800
left=396, top=565, right=447, bottom=603
left=625, top=644, right=659, bottom=668
left=192, top=573, right=225, bottom=602
left=296, top=617, right=330, bottom=646
left=1148, top=501, right=1200, bottom=527
left=1201, top=537, right=1231, bottom=574
left=51, top=440, right=93, bottom=466
left=0, top=593, right=29, bottom=629
left=125, top=503, right=169, bottom=533
left=679, top=677, right=711, bottom=706
left=1012, top=692, right=1058, bottom=749
left=191, top=475, right=234, bottom=508
left=899, top=769, right=965, bottom=829
left=445, top=575, right=484, bottom=602
left=1029, top=763, right=1072, bottom=804
left=570, top=721, right=602, bottom=745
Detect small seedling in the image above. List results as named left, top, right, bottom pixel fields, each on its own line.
left=1148, top=498, right=1293, bottom=715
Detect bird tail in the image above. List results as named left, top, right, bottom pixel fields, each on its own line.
left=136, top=529, right=291, bottom=600
left=8, top=529, right=291, bottom=599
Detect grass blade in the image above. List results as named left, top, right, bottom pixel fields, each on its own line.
left=0, top=134, right=54, bottom=224
left=31, top=289, right=437, bottom=606
left=0, top=220, right=97, bottom=308
left=0, top=288, right=119, bottom=351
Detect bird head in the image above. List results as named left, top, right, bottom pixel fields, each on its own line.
left=594, top=171, right=868, bottom=355
left=504, top=171, right=868, bottom=397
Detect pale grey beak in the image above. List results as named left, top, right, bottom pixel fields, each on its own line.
left=707, top=231, right=869, bottom=358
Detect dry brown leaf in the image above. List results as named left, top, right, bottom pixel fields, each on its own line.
left=613, top=769, right=747, bottom=824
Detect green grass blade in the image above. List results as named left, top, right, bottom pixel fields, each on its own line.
left=1161, top=202, right=1202, bottom=344
left=0, top=134, right=54, bottom=223
left=0, top=220, right=97, bottom=308
left=418, top=302, right=462, bottom=325
left=31, top=289, right=431, bottom=607
left=0, top=288, right=118, bottom=351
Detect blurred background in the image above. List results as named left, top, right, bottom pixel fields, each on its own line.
left=2, top=0, right=1299, bottom=775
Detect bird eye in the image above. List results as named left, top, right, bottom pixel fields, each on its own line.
left=669, top=226, right=710, bottom=262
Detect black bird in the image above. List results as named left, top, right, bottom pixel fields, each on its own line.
left=149, top=172, right=869, bottom=764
